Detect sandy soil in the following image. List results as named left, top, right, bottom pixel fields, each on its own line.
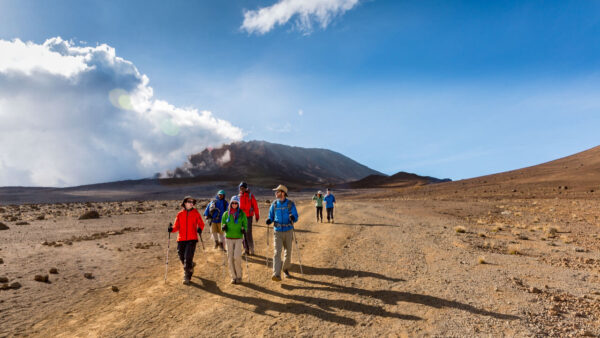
left=1, top=191, right=599, bottom=337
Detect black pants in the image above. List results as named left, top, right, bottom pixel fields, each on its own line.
left=316, top=207, right=323, bottom=221
left=326, top=207, right=334, bottom=221
left=177, top=240, right=197, bottom=278
left=242, top=217, right=254, bottom=254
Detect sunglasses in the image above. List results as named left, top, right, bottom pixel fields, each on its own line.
left=231, top=202, right=239, bottom=205
left=185, top=200, right=195, bottom=204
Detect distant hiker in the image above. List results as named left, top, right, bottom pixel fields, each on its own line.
left=168, top=196, right=205, bottom=285
left=265, top=184, right=299, bottom=281
left=204, top=190, right=228, bottom=251
left=312, top=191, right=324, bottom=222
left=238, top=182, right=260, bottom=255
left=324, top=188, right=336, bottom=223
left=221, top=195, right=248, bottom=284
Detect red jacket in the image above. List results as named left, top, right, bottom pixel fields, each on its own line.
left=172, top=208, right=204, bottom=242
left=239, top=191, right=259, bottom=220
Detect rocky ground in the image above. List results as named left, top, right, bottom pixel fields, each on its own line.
left=1, top=190, right=599, bottom=337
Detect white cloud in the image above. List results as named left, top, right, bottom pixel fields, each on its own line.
left=241, top=0, right=360, bottom=35
left=298, top=109, right=304, bottom=116
left=0, top=37, right=243, bottom=187
left=216, top=149, right=231, bottom=166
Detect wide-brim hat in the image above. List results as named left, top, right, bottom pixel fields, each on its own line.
left=317, top=190, right=323, bottom=195
left=181, top=196, right=197, bottom=207
left=273, top=184, right=288, bottom=194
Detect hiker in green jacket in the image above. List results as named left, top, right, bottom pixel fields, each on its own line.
left=221, top=195, right=248, bottom=284
left=312, top=191, right=324, bottom=222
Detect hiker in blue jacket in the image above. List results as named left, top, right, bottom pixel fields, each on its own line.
left=324, top=188, right=336, bottom=223
left=204, top=190, right=228, bottom=251
left=265, top=184, right=299, bottom=281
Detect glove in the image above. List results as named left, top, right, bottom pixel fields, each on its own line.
left=266, top=219, right=272, bottom=225
left=167, top=225, right=173, bottom=233
left=290, top=215, right=296, bottom=222
left=221, top=224, right=228, bottom=232
left=241, top=227, right=246, bottom=234
left=197, top=228, right=202, bottom=235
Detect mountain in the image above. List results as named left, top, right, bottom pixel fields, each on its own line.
left=162, top=140, right=383, bottom=186
left=407, top=145, right=600, bottom=198
left=343, top=171, right=451, bottom=189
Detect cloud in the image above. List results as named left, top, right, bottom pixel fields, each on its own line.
left=241, top=0, right=360, bottom=35
left=298, top=109, right=304, bottom=116
left=0, top=37, right=243, bottom=187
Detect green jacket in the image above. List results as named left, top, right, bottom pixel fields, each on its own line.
left=221, top=209, right=248, bottom=239
left=312, top=194, right=324, bottom=207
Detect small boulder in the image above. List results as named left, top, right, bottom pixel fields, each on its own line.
left=83, top=272, right=94, bottom=279
left=9, top=282, right=21, bottom=289
left=0, top=277, right=8, bottom=283
left=111, top=286, right=119, bottom=292
left=528, top=287, right=542, bottom=294
left=34, top=274, right=49, bottom=283
left=0, top=222, right=9, bottom=230
left=49, top=268, right=58, bottom=274
left=0, top=258, right=3, bottom=264
left=79, top=211, right=100, bottom=220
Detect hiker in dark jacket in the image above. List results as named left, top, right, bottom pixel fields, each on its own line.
left=168, top=196, right=205, bottom=285
left=204, top=190, right=228, bottom=251
left=265, top=184, right=299, bottom=281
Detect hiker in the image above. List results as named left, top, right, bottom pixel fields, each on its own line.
left=312, top=190, right=324, bottom=222
left=221, top=195, right=248, bottom=284
left=265, top=184, right=299, bottom=281
left=238, top=182, right=259, bottom=255
left=204, top=190, right=228, bottom=251
left=168, top=196, right=205, bottom=285
left=324, top=188, right=336, bottom=223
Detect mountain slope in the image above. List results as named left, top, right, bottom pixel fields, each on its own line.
left=164, top=140, right=383, bottom=186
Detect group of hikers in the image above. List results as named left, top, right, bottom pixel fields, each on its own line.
left=167, top=182, right=336, bottom=285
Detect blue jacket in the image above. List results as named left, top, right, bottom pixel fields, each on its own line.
left=324, top=194, right=336, bottom=208
left=268, top=199, right=299, bottom=232
left=204, top=196, right=229, bottom=223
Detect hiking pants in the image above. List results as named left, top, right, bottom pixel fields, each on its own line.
left=273, top=229, right=293, bottom=277
left=210, top=222, right=225, bottom=244
left=316, top=207, right=323, bottom=222
left=177, top=240, right=197, bottom=278
left=226, top=238, right=243, bottom=280
left=242, top=217, right=254, bottom=254
left=326, top=207, right=334, bottom=221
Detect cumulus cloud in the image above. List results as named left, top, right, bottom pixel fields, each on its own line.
left=241, top=0, right=360, bottom=35
left=0, top=37, right=243, bottom=187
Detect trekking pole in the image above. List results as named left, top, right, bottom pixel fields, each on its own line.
left=199, top=230, right=205, bottom=251
left=291, top=221, right=304, bottom=276
left=244, top=247, right=250, bottom=282
left=265, top=222, right=270, bottom=269
left=164, top=223, right=172, bottom=283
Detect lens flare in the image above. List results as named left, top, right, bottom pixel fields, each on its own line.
left=160, top=119, right=179, bottom=136
left=108, top=88, right=133, bottom=110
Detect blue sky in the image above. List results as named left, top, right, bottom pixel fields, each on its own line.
left=1, top=0, right=600, bottom=186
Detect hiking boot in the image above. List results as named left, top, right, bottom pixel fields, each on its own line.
left=236, top=278, right=242, bottom=283
left=182, top=277, right=190, bottom=285
left=271, top=275, right=281, bottom=282
left=283, top=270, right=291, bottom=278
left=214, top=242, right=219, bottom=249
left=231, top=279, right=237, bottom=284
left=219, top=242, right=225, bottom=251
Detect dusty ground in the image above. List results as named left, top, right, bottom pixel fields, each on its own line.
left=1, top=191, right=599, bottom=337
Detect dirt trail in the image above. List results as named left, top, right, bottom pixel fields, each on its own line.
left=2, top=195, right=599, bottom=336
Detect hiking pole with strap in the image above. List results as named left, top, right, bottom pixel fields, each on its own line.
left=164, top=223, right=172, bottom=283
left=242, top=228, right=250, bottom=282
left=265, top=222, right=270, bottom=269
left=291, top=220, right=304, bottom=276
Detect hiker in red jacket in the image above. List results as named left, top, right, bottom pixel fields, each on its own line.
left=168, top=196, right=205, bottom=285
left=238, top=182, right=259, bottom=255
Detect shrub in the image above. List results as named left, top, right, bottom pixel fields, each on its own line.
left=79, top=210, right=100, bottom=220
